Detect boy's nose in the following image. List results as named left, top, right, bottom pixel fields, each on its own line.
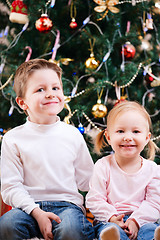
left=46, top=94, right=53, bottom=98
left=45, top=90, right=54, bottom=99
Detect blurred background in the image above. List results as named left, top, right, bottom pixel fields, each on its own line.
left=0, top=0, right=160, bottom=163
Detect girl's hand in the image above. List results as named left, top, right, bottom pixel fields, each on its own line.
left=109, top=214, right=125, bottom=229
left=124, top=219, right=139, bottom=240
left=31, top=207, right=61, bottom=240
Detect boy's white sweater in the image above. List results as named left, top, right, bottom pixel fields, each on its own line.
left=1, top=118, right=94, bottom=214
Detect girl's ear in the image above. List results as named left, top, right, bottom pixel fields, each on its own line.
left=105, top=129, right=111, bottom=145
left=16, top=97, right=28, bottom=110
left=146, top=132, right=151, bottom=144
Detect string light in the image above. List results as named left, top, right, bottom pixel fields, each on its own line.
left=82, top=112, right=102, bottom=132
left=118, top=0, right=148, bottom=4
left=0, top=74, right=13, bottom=90
left=152, top=135, right=160, bottom=141
left=105, top=63, right=142, bottom=88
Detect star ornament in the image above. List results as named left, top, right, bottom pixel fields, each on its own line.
left=93, top=0, right=119, bottom=20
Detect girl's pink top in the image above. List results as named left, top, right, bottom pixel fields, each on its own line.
left=86, top=154, right=160, bottom=227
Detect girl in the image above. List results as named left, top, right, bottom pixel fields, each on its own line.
left=86, top=101, right=160, bottom=240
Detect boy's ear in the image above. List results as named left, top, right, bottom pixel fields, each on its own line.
left=105, top=129, right=111, bottom=145
left=16, top=97, right=28, bottom=110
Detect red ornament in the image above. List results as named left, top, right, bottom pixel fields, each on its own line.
left=149, top=76, right=154, bottom=82
left=114, top=96, right=127, bottom=106
left=35, top=14, right=53, bottom=33
left=69, top=18, right=77, bottom=29
left=121, top=41, right=136, bottom=60
left=9, top=0, right=29, bottom=24
left=145, top=74, right=154, bottom=85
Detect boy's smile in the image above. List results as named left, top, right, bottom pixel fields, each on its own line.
left=16, top=69, right=64, bottom=124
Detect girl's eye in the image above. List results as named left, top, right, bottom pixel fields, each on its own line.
left=133, top=130, right=140, bottom=133
left=117, top=130, right=124, bottom=133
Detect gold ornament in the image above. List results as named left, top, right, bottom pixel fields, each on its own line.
left=92, top=99, right=107, bottom=118
left=85, top=38, right=99, bottom=70
left=93, top=0, right=119, bottom=20
left=92, top=88, right=107, bottom=118
left=64, top=96, right=72, bottom=124
left=49, top=59, right=60, bottom=66
left=49, top=58, right=74, bottom=66
left=85, top=53, right=100, bottom=69
left=60, top=58, right=74, bottom=65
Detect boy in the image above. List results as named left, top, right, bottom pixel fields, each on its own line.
left=0, top=59, right=95, bottom=240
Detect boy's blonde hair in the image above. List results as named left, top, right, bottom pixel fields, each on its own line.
left=14, top=59, right=62, bottom=98
left=96, top=101, right=159, bottom=160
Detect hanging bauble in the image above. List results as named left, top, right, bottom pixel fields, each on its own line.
left=121, top=42, right=136, bottom=60
left=35, top=14, right=53, bottom=33
left=78, top=123, right=85, bottom=134
left=152, top=0, right=160, bottom=14
left=87, top=77, right=95, bottom=83
left=85, top=53, right=99, bottom=70
left=69, top=18, right=77, bottom=29
left=9, top=0, right=29, bottom=24
left=137, top=35, right=153, bottom=53
left=92, top=99, right=107, bottom=118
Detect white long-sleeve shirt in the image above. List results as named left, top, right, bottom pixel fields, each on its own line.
left=1, top=117, right=94, bottom=214
left=86, top=154, right=160, bottom=227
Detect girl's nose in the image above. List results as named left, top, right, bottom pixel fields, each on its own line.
left=123, top=136, right=132, bottom=142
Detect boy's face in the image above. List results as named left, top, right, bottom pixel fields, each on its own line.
left=16, top=69, right=64, bottom=124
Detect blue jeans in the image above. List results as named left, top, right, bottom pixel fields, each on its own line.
left=94, top=215, right=159, bottom=240
left=0, top=201, right=95, bottom=240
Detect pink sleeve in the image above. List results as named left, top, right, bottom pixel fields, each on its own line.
left=129, top=166, right=160, bottom=227
left=86, top=158, right=118, bottom=222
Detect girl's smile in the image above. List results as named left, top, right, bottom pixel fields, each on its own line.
left=105, top=110, right=151, bottom=162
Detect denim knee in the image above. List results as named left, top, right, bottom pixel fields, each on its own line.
left=137, top=222, right=159, bottom=240
left=0, top=208, right=41, bottom=240
left=52, top=206, right=95, bottom=240
left=0, top=210, right=15, bottom=240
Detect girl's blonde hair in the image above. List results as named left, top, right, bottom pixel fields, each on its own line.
left=14, top=58, right=62, bottom=98
left=96, top=101, right=159, bottom=160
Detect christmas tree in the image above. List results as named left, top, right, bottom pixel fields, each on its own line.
left=0, top=0, right=160, bottom=163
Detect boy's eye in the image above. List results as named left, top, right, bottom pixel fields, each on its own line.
left=37, top=88, right=44, bottom=92
left=52, top=87, right=59, bottom=90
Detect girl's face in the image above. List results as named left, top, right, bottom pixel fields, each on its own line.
left=105, top=110, right=151, bottom=160
left=16, top=69, right=64, bottom=124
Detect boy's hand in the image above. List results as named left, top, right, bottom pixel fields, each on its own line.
left=109, top=214, right=125, bottom=229
left=31, top=207, right=61, bottom=240
left=124, top=219, right=139, bottom=240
